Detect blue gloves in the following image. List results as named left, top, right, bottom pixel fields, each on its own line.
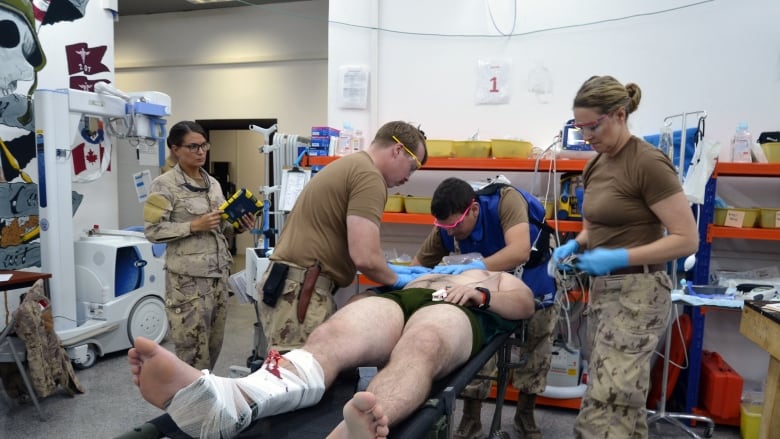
left=431, top=259, right=486, bottom=275
left=392, top=273, right=426, bottom=289
left=387, top=263, right=431, bottom=276
left=553, top=240, right=579, bottom=262
left=574, top=248, right=629, bottom=276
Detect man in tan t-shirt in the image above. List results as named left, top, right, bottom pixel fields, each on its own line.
left=257, top=121, right=429, bottom=352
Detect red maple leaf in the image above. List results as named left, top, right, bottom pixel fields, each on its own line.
left=86, top=149, right=99, bottom=164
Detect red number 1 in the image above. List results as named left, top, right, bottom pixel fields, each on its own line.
left=489, top=76, right=499, bottom=93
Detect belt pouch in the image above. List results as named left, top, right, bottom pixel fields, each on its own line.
left=262, top=263, right=289, bottom=307
left=297, top=263, right=320, bottom=323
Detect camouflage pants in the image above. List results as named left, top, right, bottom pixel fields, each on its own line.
left=257, top=270, right=336, bottom=353
left=574, top=272, right=672, bottom=439
left=460, top=302, right=560, bottom=399
left=165, top=272, right=228, bottom=370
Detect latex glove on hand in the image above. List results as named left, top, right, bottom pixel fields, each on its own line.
left=431, top=259, right=486, bottom=275
left=387, top=263, right=431, bottom=276
left=553, top=240, right=579, bottom=263
left=392, top=272, right=426, bottom=290
left=573, top=248, right=629, bottom=276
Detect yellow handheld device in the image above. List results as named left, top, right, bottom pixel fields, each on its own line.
left=219, top=188, right=263, bottom=228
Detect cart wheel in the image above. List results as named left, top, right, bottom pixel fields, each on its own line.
left=127, top=295, right=168, bottom=343
left=73, top=344, right=97, bottom=370
left=703, top=425, right=714, bottom=438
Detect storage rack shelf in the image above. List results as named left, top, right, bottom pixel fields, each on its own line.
left=308, top=156, right=590, bottom=172
left=685, top=161, right=780, bottom=420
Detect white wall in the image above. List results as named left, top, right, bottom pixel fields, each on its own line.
left=114, top=1, right=329, bottom=134
left=329, top=0, right=780, bottom=147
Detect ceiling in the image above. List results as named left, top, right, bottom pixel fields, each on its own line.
left=116, top=0, right=305, bottom=16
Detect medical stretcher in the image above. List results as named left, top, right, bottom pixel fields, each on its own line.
left=117, top=321, right=528, bottom=439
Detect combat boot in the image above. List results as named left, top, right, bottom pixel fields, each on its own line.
left=454, top=398, right=483, bottom=439
left=513, top=393, right=542, bottom=438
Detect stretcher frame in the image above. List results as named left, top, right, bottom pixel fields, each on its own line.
left=118, top=320, right=529, bottom=439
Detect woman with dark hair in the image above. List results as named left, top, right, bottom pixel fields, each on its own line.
left=143, top=121, right=255, bottom=370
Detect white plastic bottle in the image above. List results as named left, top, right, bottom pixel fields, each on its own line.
left=337, top=123, right=353, bottom=156
left=731, top=122, right=752, bottom=163
left=351, top=129, right=364, bottom=153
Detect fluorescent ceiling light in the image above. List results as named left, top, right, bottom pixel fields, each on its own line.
left=186, top=0, right=235, bottom=4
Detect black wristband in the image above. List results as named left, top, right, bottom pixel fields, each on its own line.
left=475, top=287, right=490, bottom=309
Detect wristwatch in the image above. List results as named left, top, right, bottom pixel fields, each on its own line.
left=475, top=287, right=491, bottom=309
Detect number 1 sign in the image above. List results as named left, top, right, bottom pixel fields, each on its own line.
left=476, top=59, right=511, bottom=105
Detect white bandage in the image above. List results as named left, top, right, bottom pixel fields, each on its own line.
left=167, top=349, right=325, bottom=438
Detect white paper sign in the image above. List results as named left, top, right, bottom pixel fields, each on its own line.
left=476, top=59, right=511, bottom=105
left=338, top=65, right=370, bottom=109
left=723, top=210, right=745, bottom=228
left=133, top=170, right=152, bottom=203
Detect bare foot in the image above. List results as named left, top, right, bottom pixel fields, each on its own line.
left=127, top=336, right=203, bottom=409
left=336, top=391, right=389, bottom=439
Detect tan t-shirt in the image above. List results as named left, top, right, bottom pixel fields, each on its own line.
left=582, top=136, right=682, bottom=250
left=414, top=186, right=529, bottom=267
left=271, top=151, right=386, bottom=286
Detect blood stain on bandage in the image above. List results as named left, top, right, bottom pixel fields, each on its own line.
left=263, top=350, right=289, bottom=391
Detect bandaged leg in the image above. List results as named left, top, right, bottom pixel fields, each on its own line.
left=167, top=349, right=325, bottom=438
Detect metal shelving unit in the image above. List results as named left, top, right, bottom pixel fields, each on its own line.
left=684, top=161, right=780, bottom=419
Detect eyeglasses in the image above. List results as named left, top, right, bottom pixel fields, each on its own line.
left=573, top=113, right=609, bottom=136
left=433, top=201, right=474, bottom=230
left=392, top=135, right=422, bottom=171
left=180, top=142, right=211, bottom=152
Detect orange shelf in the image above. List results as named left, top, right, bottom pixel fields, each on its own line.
left=382, top=212, right=432, bottom=224
left=489, top=383, right=582, bottom=410
left=707, top=224, right=780, bottom=242
left=356, top=274, right=379, bottom=286
left=714, top=162, right=780, bottom=177
left=307, top=155, right=588, bottom=172
left=381, top=212, right=583, bottom=233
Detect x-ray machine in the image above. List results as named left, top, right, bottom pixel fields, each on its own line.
left=33, top=86, right=170, bottom=367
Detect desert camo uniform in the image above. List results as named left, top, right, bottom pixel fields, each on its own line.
left=144, top=164, right=234, bottom=370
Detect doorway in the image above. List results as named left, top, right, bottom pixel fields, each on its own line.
left=196, top=118, right=277, bottom=266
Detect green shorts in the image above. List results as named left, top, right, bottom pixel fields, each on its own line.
left=376, top=288, right=517, bottom=357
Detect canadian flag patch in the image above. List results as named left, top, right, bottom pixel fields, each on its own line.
left=72, top=143, right=110, bottom=175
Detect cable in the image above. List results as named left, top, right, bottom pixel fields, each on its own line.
left=485, top=0, right=517, bottom=36
left=325, top=0, right=715, bottom=39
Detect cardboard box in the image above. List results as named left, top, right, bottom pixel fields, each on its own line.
left=311, top=126, right=340, bottom=137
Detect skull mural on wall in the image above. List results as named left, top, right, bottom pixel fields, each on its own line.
left=0, top=0, right=46, bottom=129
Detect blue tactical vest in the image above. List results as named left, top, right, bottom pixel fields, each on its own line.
left=438, top=184, right=556, bottom=307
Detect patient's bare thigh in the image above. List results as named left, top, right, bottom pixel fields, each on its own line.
left=399, top=304, right=473, bottom=377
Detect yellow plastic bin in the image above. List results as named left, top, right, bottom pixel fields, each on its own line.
left=740, top=403, right=762, bottom=439
left=426, top=140, right=454, bottom=157
left=491, top=139, right=533, bottom=158
left=453, top=140, right=491, bottom=158
left=713, top=208, right=759, bottom=228
left=404, top=196, right=432, bottom=214
left=384, top=194, right=405, bottom=212
left=759, top=208, right=780, bottom=228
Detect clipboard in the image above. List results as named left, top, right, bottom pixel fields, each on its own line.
left=279, top=167, right=312, bottom=211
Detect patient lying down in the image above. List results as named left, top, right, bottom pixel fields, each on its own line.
left=128, top=269, right=534, bottom=439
